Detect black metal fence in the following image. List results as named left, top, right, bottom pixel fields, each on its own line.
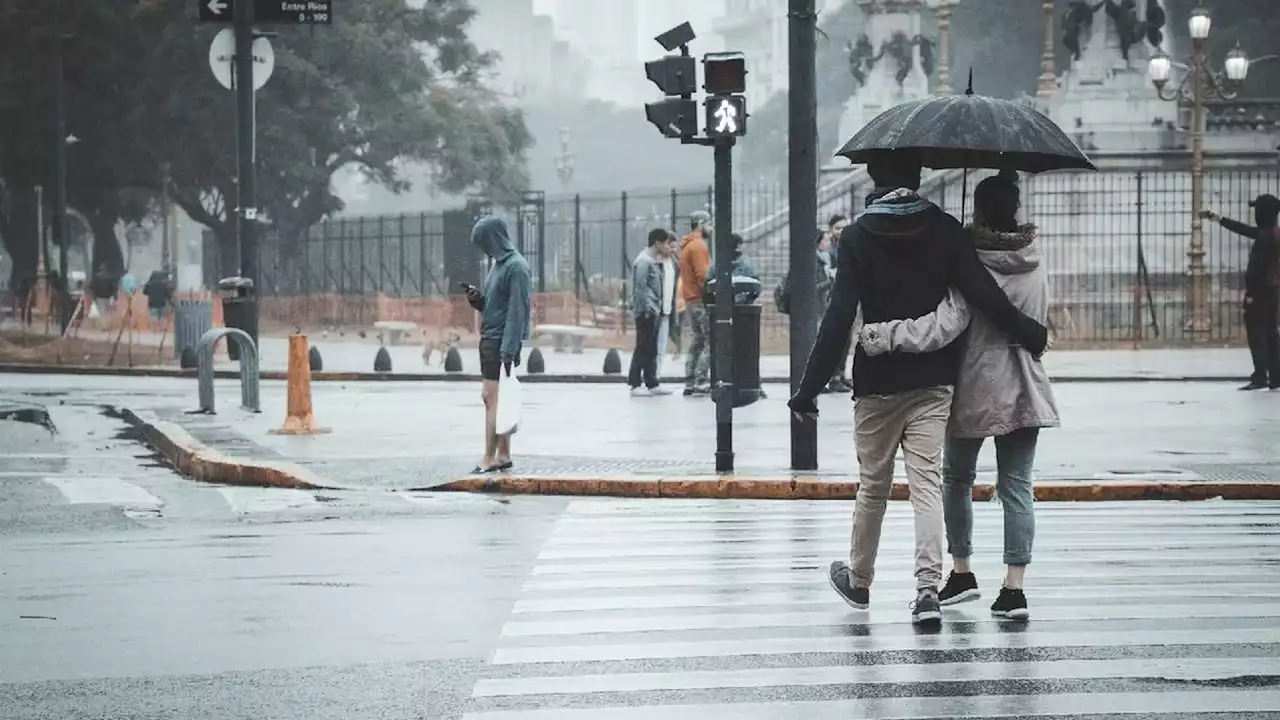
left=205, top=167, right=1278, bottom=345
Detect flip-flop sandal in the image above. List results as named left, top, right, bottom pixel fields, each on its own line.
left=471, top=465, right=498, bottom=475
left=494, top=462, right=513, bottom=472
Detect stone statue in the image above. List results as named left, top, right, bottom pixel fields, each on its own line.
left=1105, top=0, right=1165, bottom=61
left=1062, top=0, right=1104, bottom=62
left=847, top=31, right=935, bottom=88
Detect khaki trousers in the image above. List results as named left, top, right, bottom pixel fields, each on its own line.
left=850, top=386, right=953, bottom=591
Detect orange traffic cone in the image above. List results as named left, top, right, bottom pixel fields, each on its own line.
left=270, top=335, right=331, bottom=435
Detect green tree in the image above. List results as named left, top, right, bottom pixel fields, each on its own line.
left=0, top=0, right=530, bottom=289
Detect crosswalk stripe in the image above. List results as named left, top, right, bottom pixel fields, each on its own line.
left=511, top=583, right=1278, bottom=613
left=462, top=689, right=1280, bottom=719
left=215, top=487, right=317, bottom=514
left=472, top=656, right=1280, bottom=697
left=469, top=499, right=1280, bottom=718
left=41, top=476, right=162, bottom=510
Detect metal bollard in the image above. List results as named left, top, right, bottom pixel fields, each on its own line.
left=196, top=327, right=260, bottom=414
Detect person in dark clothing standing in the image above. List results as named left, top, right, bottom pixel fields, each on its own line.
left=464, top=216, right=532, bottom=474
left=629, top=229, right=675, bottom=396
left=787, top=152, right=1049, bottom=628
left=1202, top=194, right=1280, bottom=390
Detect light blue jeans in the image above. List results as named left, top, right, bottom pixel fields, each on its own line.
left=942, top=428, right=1039, bottom=566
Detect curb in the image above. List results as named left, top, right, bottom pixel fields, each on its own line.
left=0, top=362, right=1247, bottom=384
left=435, top=475, right=1280, bottom=502
left=117, top=407, right=331, bottom=491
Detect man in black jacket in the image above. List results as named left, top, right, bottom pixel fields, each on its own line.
left=1202, top=194, right=1280, bottom=390
left=788, top=153, right=1048, bottom=628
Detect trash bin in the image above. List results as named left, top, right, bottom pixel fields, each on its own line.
left=707, top=276, right=764, bottom=408
left=173, top=299, right=214, bottom=361
left=217, top=276, right=257, bottom=361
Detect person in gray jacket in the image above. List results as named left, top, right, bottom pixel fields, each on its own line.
left=464, top=216, right=532, bottom=473
left=628, top=229, right=675, bottom=396
left=858, top=173, right=1059, bottom=621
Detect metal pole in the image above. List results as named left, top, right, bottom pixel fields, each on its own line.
left=161, top=163, right=172, bottom=272
left=1186, top=37, right=1210, bottom=340
left=573, top=193, right=582, bottom=326
left=537, top=196, right=547, bottom=294
left=620, top=191, right=629, bottom=334
left=52, top=20, right=70, bottom=332
left=234, top=0, right=259, bottom=334
left=712, top=139, right=735, bottom=473
left=788, top=0, right=819, bottom=471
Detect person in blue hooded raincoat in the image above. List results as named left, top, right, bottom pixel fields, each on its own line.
left=464, top=216, right=532, bottom=474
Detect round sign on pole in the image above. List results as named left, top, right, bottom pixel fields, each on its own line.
left=208, top=29, right=275, bottom=91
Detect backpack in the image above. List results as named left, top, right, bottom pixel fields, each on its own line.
left=774, top=272, right=791, bottom=315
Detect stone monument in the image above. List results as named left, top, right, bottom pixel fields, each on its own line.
left=1047, top=0, right=1175, bottom=153
left=835, top=0, right=936, bottom=155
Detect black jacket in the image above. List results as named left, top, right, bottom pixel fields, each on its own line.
left=1221, top=194, right=1280, bottom=295
left=792, top=193, right=1048, bottom=406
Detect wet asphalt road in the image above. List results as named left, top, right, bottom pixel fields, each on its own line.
left=3, top=405, right=1280, bottom=718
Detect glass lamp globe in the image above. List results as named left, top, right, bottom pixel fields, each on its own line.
left=1225, top=45, right=1250, bottom=82
left=1148, top=51, right=1173, bottom=86
left=1188, top=5, right=1212, bottom=40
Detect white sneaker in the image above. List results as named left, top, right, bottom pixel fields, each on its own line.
left=649, top=386, right=673, bottom=396
left=630, top=387, right=650, bottom=397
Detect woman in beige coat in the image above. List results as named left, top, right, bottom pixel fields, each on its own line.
left=858, top=173, right=1059, bottom=621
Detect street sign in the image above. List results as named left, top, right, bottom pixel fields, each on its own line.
left=198, top=0, right=332, bottom=25
left=705, top=95, right=747, bottom=137
left=209, top=29, right=276, bottom=91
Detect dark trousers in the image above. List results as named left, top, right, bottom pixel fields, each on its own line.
left=1244, top=288, right=1280, bottom=385
left=629, top=314, right=660, bottom=389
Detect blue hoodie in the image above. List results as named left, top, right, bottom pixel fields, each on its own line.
left=471, top=216, right=532, bottom=359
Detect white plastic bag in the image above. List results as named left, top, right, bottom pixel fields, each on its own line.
left=495, top=369, right=522, bottom=436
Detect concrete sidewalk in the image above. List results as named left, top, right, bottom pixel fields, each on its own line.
left=0, top=328, right=1258, bottom=383
left=5, top=372, right=1280, bottom=499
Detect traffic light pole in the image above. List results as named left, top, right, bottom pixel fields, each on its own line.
left=234, top=0, right=259, bottom=330
left=788, top=0, right=819, bottom=471
left=712, top=137, right=735, bottom=473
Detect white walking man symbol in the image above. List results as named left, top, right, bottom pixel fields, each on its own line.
left=713, top=99, right=739, bottom=134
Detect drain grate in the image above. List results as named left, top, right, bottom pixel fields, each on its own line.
left=1179, top=463, right=1280, bottom=484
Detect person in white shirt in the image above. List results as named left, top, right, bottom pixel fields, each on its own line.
left=656, top=230, right=679, bottom=378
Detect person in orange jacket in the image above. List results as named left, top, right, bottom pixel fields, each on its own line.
left=679, top=211, right=713, bottom=395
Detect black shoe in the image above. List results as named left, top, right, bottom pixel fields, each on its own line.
left=683, top=385, right=710, bottom=397
left=911, top=587, right=942, bottom=627
left=1240, top=381, right=1268, bottom=391
left=990, top=587, right=1030, bottom=621
left=938, top=571, right=980, bottom=606
left=828, top=561, right=869, bottom=609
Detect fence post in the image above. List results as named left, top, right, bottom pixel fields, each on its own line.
left=621, top=190, right=629, bottom=334
left=1133, top=171, right=1145, bottom=347
left=573, top=193, right=582, bottom=326
left=398, top=214, right=406, bottom=296
left=537, top=196, right=547, bottom=295
left=419, top=212, right=427, bottom=299
left=670, top=187, right=678, bottom=231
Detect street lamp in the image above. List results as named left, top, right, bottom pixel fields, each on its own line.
left=1146, top=2, right=1250, bottom=340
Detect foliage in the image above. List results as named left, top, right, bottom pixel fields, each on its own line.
left=0, top=0, right=530, bottom=287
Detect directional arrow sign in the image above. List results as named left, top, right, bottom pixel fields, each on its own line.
left=198, top=0, right=232, bottom=21
left=704, top=95, right=747, bottom=138
left=198, top=0, right=332, bottom=24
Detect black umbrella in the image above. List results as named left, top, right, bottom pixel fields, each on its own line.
left=835, top=76, right=1096, bottom=174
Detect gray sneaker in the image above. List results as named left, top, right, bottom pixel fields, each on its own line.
left=911, top=587, right=943, bottom=627
left=828, top=561, right=869, bottom=609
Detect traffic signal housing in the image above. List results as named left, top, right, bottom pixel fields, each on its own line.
left=647, top=99, right=698, bottom=139
left=644, top=54, right=698, bottom=139
left=702, top=52, right=747, bottom=94
left=705, top=95, right=747, bottom=138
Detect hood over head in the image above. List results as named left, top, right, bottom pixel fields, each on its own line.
left=471, top=216, right=514, bottom=260
left=1252, top=194, right=1280, bottom=228
left=970, top=223, right=1040, bottom=274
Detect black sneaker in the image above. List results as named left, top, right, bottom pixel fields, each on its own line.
left=911, top=587, right=942, bottom=627
left=938, top=571, right=980, bottom=606
left=990, top=587, right=1030, bottom=621
left=828, top=561, right=869, bottom=609
left=1240, top=381, right=1268, bottom=391
left=683, top=385, right=710, bottom=397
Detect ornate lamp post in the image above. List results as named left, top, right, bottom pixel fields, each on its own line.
left=1036, top=0, right=1056, bottom=103
left=554, top=127, right=575, bottom=188
left=1146, top=2, right=1251, bottom=340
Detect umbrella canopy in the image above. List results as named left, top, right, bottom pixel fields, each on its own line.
left=835, top=88, right=1096, bottom=174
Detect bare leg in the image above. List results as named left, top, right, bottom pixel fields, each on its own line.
left=480, top=380, right=499, bottom=469
left=496, top=434, right=512, bottom=466
left=1004, top=564, right=1026, bottom=589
